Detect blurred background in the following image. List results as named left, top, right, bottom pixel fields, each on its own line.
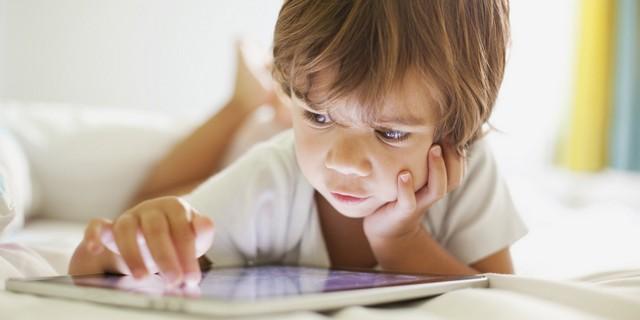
left=0, top=0, right=578, bottom=171
left=0, top=0, right=639, bottom=278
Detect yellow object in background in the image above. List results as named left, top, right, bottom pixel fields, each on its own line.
left=559, top=0, right=616, bottom=171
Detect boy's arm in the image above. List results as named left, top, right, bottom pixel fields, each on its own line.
left=470, top=247, right=513, bottom=273
left=369, top=227, right=513, bottom=275
left=364, top=142, right=522, bottom=275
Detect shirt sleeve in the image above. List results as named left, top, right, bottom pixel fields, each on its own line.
left=439, top=139, right=528, bottom=265
left=182, top=136, right=299, bottom=267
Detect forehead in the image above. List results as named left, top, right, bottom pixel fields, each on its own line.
left=303, top=69, right=441, bottom=127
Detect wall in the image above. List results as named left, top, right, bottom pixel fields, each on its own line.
left=0, top=0, right=579, bottom=170
left=0, top=0, right=6, bottom=97
left=1, top=0, right=281, bottom=117
left=490, top=0, right=578, bottom=172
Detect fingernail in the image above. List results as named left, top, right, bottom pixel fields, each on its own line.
left=132, top=268, right=146, bottom=279
left=86, top=241, right=97, bottom=253
left=164, top=271, right=181, bottom=287
left=432, top=146, right=442, bottom=157
left=399, top=172, right=410, bottom=183
left=185, top=272, right=201, bottom=287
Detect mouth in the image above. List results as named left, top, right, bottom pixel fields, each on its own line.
left=330, top=192, right=370, bottom=204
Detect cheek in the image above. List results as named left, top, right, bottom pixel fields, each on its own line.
left=374, top=145, right=431, bottom=200
left=293, top=121, right=325, bottom=178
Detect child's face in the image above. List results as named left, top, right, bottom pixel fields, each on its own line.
left=292, top=70, right=439, bottom=218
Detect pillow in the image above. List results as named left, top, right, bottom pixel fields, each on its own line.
left=0, top=100, right=195, bottom=222
left=0, top=166, right=15, bottom=232
left=0, top=129, right=33, bottom=237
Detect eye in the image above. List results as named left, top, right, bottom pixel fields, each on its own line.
left=303, top=110, right=333, bottom=127
left=376, top=129, right=410, bottom=143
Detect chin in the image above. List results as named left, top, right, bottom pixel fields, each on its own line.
left=330, top=201, right=376, bottom=219
left=337, top=209, right=371, bottom=219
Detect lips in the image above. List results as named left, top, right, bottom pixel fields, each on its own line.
left=330, top=192, right=370, bottom=204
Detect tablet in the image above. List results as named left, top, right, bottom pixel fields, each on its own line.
left=7, top=265, right=488, bottom=316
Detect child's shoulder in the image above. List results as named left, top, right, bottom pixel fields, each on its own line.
left=464, top=138, right=498, bottom=178
left=263, top=129, right=296, bottom=154
left=230, top=129, right=303, bottom=184
left=186, top=128, right=310, bottom=212
left=447, top=137, right=503, bottom=200
left=246, top=129, right=297, bottom=169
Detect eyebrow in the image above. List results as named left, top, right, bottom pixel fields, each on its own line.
left=300, top=98, right=325, bottom=112
left=298, top=96, right=429, bottom=127
left=374, top=114, right=426, bottom=126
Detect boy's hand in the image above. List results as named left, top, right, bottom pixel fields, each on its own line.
left=363, top=144, right=465, bottom=241
left=69, top=197, right=214, bottom=287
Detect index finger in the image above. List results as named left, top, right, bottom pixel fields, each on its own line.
left=165, top=206, right=200, bottom=286
left=139, top=209, right=184, bottom=287
left=415, top=145, right=448, bottom=208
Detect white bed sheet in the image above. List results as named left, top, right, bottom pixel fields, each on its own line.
left=1, top=219, right=640, bottom=319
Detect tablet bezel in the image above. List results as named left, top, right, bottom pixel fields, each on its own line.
left=6, top=265, right=489, bottom=316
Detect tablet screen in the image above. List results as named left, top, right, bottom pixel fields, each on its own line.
left=48, top=266, right=480, bottom=301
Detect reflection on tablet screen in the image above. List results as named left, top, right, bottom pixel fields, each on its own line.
left=62, top=266, right=450, bottom=301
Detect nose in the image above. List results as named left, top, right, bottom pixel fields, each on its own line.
left=324, top=135, right=372, bottom=177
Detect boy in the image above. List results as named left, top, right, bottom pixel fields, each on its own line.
left=69, top=0, right=526, bottom=287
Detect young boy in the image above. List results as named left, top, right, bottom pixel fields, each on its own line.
left=69, top=0, right=527, bottom=287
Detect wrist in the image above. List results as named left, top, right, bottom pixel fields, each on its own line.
left=367, top=225, right=427, bottom=268
left=367, top=224, right=424, bottom=248
left=364, top=220, right=424, bottom=246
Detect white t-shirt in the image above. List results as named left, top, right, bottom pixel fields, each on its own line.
left=184, top=130, right=527, bottom=268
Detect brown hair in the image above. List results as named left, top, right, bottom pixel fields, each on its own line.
left=272, top=0, right=510, bottom=153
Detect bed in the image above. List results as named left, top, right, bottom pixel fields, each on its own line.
left=1, top=101, right=639, bottom=319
